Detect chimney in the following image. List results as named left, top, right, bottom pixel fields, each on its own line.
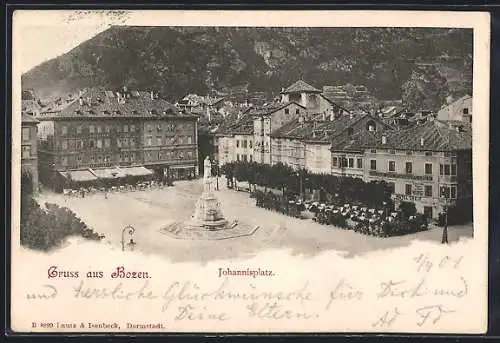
left=382, top=136, right=387, bottom=145
left=420, top=137, right=424, bottom=147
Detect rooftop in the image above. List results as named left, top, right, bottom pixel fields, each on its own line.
left=22, top=113, right=39, bottom=124
left=37, top=87, right=197, bottom=120
left=331, top=120, right=472, bottom=152
left=282, top=80, right=321, bottom=94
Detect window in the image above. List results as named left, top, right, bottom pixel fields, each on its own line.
left=236, top=140, right=240, bottom=148
left=130, top=125, right=135, bottom=132
left=249, top=155, right=253, bottom=162
left=77, top=126, right=82, bottom=134
left=61, top=126, right=68, bottom=135
left=61, top=156, right=68, bottom=166
left=97, top=155, right=102, bottom=162
left=97, top=139, right=103, bottom=149
left=187, top=136, right=192, bottom=145
left=147, top=137, right=152, bottom=146
left=22, top=127, right=30, bottom=141
left=425, top=163, right=433, bottom=175
left=463, top=108, right=469, bottom=115
left=157, top=124, right=162, bottom=132
left=444, top=164, right=451, bottom=176
left=61, top=140, right=68, bottom=150
left=332, top=157, right=338, bottom=167
left=117, top=138, right=122, bottom=148
left=389, top=150, right=395, bottom=154
left=89, top=140, right=95, bottom=148
left=89, top=125, right=95, bottom=134
left=388, top=161, right=395, bottom=172
left=249, top=141, right=252, bottom=149
left=123, top=138, right=129, bottom=147
left=147, top=124, right=152, bottom=132
left=104, top=139, right=111, bottom=148
left=370, top=149, right=376, bottom=153
left=157, top=136, right=162, bottom=145
left=451, top=164, right=457, bottom=176
left=370, top=159, right=377, bottom=171
left=425, top=185, right=433, bottom=197
left=237, top=154, right=240, bottom=161
left=285, top=109, right=290, bottom=114
left=243, top=154, right=248, bottom=162
left=97, top=126, right=102, bottom=133
left=130, top=138, right=135, bottom=147
left=105, top=126, right=111, bottom=133
left=357, top=158, right=363, bottom=169
left=341, top=157, right=348, bottom=168
left=405, top=184, right=412, bottom=195
left=22, top=146, right=31, bottom=158
left=90, top=156, right=95, bottom=162
left=405, top=162, right=413, bottom=174
left=243, top=140, right=248, bottom=148
left=77, top=140, right=84, bottom=149
left=123, top=125, right=128, bottom=133
left=406, top=151, right=413, bottom=155
left=348, top=158, right=354, bottom=168
left=296, top=109, right=300, bottom=114
left=425, top=151, right=433, bottom=156
left=440, top=185, right=457, bottom=199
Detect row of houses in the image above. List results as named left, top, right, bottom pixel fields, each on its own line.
left=21, top=87, right=199, bottom=194
left=213, top=80, right=473, bottom=220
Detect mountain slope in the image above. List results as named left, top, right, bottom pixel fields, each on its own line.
left=22, top=26, right=473, bottom=108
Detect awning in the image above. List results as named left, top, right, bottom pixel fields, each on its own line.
left=169, top=165, right=195, bottom=170
left=118, top=166, right=154, bottom=177
left=59, top=169, right=97, bottom=182
left=89, top=167, right=127, bottom=179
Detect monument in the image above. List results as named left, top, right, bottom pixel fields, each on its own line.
left=191, top=157, right=228, bottom=230
left=160, top=156, right=258, bottom=240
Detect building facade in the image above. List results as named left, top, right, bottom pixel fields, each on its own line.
left=21, top=113, right=39, bottom=194
left=330, top=120, right=472, bottom=219
left=36, top=88, right=198, bottom=189
left=437, top=95, right=472, bottom=123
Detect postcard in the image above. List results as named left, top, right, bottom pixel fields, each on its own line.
left=10, top=10, right=489, bottom=333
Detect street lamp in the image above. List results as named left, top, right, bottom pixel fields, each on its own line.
left=296, top=171, right=304, bottom=201
left=440, top=187, right=449, bottom=244
left=121, top=225, right=136, bottom=251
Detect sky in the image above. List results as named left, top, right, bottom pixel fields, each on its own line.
left=15, top=10, right=131, bottom=73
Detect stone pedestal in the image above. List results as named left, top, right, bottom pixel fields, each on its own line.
left=191, top=190, right=228, bottom=230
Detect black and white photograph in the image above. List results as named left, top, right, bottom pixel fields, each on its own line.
left=10, top=10, right=489, bottom=334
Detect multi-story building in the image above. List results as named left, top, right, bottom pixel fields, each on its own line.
left=251, top=102, right=306, bottom=164
left=437, top=95, right=472, bottom=123
left=330, top=120, right=472, bottom=219
left=36, top=87, right=198, bottom=189
left=21, top=113, right=39, bottom=194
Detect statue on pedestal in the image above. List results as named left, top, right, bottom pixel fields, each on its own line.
left=203, top=156, right=213, bottom=192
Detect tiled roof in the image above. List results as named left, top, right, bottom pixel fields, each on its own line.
left=38, top=88, right=196, bottom=120
left=282, top=80, right=321, bottom=94
left=331, top=120, right=472, bottom=152
left=248, top=101, right=305, bottom=117
left=21, top=113, right=39, bottom=124
left=271, top=113, right=388, bottom=143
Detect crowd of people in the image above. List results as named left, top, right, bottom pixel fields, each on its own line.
left=62, top=179, right=171, bottom=198
left=253, top=190, right=429, bottom=237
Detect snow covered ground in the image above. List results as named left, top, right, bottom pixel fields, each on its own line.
left=35, top=177, right=473, bottom=263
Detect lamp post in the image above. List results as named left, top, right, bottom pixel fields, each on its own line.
left=296, top=171, right=304, bottom=201
left=440, top=187, right=449, bottom=244
left=121, top=225, right=136, bottom=251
